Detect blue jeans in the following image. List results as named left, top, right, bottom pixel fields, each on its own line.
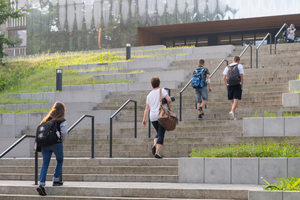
left=194, top=86, right=208, bottom=104
left=39, top=142, right=64, bottom=186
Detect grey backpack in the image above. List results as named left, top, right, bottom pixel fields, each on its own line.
left=227, top=64, right=240, bottom=86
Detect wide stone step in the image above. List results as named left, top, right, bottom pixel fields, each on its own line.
left=0, top=173, right=178, bottom=183
left=0, top=166, right=177, bottom=175
left=0, top=194, right=236, bottom=200
left=0, top=181, right=256, bottom=199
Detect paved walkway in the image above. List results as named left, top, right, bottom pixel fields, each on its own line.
left=0, top=180, right=263, bottom=190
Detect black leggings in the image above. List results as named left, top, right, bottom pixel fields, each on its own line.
left=152, top=121, right=166, bottom=145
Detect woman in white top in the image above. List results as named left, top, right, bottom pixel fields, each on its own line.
left=142, top=77, right=172, bottom=159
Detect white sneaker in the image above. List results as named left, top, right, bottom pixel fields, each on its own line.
left=229, top=111, right=235, bottom=120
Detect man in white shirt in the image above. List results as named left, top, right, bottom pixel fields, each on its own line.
left=222, top=56, right=244, bottom=120
left=287, top=24, right=296, bottom=43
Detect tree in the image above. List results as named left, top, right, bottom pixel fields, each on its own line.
left=0, top=0, right=27, bottom=60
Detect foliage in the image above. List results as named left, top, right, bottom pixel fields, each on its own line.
left=264, top=110, right=276, bottom=117
left=253, top=110, right=300, bottom=117
left=0, top=0, right=27, bottom=60
left=264, top=177, right=300, bottom=191
left=253, top=111, right=259, bottom=118
left=292, top=90, right=300, bottom=93
left=0, top=106, right=50, bottom=114
left=189, top=140, right=300, bottom=158
left=298, top=74, right=300, bottom=81
left=0, top=51, right=132, bottom=104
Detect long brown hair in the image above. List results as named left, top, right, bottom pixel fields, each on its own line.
left=40, top=102, right=66, bottom=124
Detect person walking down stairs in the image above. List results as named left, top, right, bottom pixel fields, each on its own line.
left=142, top=77, right=172, bottom=159
left=223, top=56, right=244, bottom=120
left=36, top=102, right=68, bottom=196
left=192, top=59, right=212, bottom=120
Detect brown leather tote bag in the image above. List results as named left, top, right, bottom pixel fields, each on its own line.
left=157, top=89, right=178, bottom=131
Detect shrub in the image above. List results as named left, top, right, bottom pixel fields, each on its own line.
left=264, top=177, right=300, bottom=191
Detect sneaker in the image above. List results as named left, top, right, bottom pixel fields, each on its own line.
left=198, top=107, right=204, bottom=115
left=53, top=181, right=63, bottom=186
left=198, top=114, right=202, bottom=120
left=229, top=111, right=235, bottom=120
left=152, top=145, right=156, bottom=155
left=37, top=185, right=47, bottom=196
left=155, top=154, right=163, bottom=159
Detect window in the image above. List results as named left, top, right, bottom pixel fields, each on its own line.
left=8, top=30, right=27, bottom=47
left=174, top=39, right=185, bottom=47
left=196, top=37, right=208, bottom=46
left=231, top=34, right=242, bottom=46
left=186, top=38, right=196, bottom=46
left=163, top=40, right=173, bottom=47
left=218, top=35, right=230, bottom=45
left=255, top=32, right=268, bottom=45
left=243, top=33, right=254, bottom=45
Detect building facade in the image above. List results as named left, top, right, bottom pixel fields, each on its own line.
left=2, top=0, right=27, bottom=57
left=14, top=0, right=300, bottom=55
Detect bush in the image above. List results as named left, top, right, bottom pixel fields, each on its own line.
left=189, top=140, right=300, bottom=158
left=264, top=177, right=300, bottom=191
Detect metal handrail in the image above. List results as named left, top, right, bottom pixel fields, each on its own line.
left=239, top=44, right=252, bottom=69
left=148, top=88, right=171, bottom=138
left=110, top=99, right=137, bottom=158
left=275, top=23, right=287, bottom=54
left=256, top=33, right=272, bottom=68
left=0, top=114, right=95, bottom=185
left=68, top=115, right=95, bottom=158
left=179, top=59, right=228, bottom=121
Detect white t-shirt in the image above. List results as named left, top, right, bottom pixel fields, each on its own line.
left=146, top=88, right=168, bottom=122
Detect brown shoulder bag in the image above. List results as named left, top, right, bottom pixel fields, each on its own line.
left=157, top=89, right=178, bottom=131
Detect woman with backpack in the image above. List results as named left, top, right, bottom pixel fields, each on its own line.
left=36, top=101, right=68, bottom=196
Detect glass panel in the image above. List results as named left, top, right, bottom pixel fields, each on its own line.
left=255, top=32, right=268, bottom=45
left=231, top=34, right=242, bottom=46
left=197, top=37, right=208, bottom=47
left=185, top=38, right=196, bottom=46
left=174, top=39, right=185, bottom=47
left=8, top=30, right=27, bottom=47
left=218, top=35, right=229, bottom=45
left=243, top=33, right=254, bottom=45
left=163, top=40, right=173, bottom=47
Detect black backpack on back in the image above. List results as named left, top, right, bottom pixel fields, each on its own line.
left=227, top=64, right=241, bottom=86
left=36, top=120, right=61, bottom=147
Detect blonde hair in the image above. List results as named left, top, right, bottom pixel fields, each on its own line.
left=40, top=102, right=66, bottom=124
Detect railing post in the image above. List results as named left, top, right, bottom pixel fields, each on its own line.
left=35, top=151, right=38, bottom=185
left=250, top=46, right=252, bottom=69
left=134, top=101, right=137, bottom=138
left=256, top=49, right=258, bottom=69
left=270, top=34, right=272, bottom=55
left=109, top=118, right=113, bottom=158
left=275, top=36, right=277, bottom=54
left=91, top=116, right=94, bottom=159
left=179, top=92, right=182, bottom=121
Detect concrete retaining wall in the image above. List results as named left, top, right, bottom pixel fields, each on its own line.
left=93, top=70, right=190, bottom=83
left=9, top=90, right=109, bottom=104
left=0, top=138, right=34, bottom=158
left=179, top=158, right=299, bottom=185
left=0, top=102, right=98, bottom=112
left=283, top=93, right=300, bottom=107
left=38, top=81, right=181, bottom=92
left=289, top=80, right=300, bottom=93
left=243, top=117, right=300, bottom=137
left=249, top=191, right=300, bottom=200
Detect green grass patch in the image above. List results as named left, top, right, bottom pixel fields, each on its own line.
left=189, top=140, right=300, bottom=158
left=264, top=177, right=300, bottom=191
left=0, top=51, right=136, bottom=104
left=0, top=106, right=50, bottom=114
left=253, top=110, right=300, bottom=117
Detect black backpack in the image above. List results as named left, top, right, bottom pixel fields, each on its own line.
left=283, top=30, right=287, bottom=40
left=227, top=64, right=240, bottom=86
left=36, top=120, right=61, bottom=147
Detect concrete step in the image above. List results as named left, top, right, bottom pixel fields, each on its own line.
left=0, top=181, right=257, bottom=199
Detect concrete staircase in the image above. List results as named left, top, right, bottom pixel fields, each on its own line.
left=1, top=43, right=300, bottom=199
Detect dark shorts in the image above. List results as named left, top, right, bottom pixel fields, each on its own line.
left=227, top=84, right=242, bottom=100
left=287, top=39, right=294, bottom=43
